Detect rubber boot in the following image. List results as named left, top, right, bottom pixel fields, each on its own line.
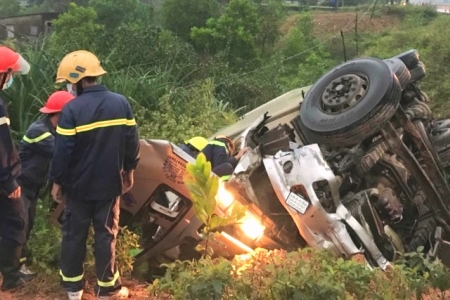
left=0, top=244, right=33, bottom=291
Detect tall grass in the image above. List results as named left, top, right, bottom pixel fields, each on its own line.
left=2, top=38, right=237, bottom=142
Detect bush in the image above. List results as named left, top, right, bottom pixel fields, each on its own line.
left=49, top=3, right=103, bottom=53
left=364, top=15, right=450, bottom=118
left=382, top=5, right=438, bottom=24
left=162, top=0, right=221, bottom=41
left=135, top=78, right=237, bottom=142
left=27, top=196, right=62, bottom=274
left=148, top=247, right=450, bottom=299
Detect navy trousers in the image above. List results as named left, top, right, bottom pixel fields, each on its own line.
left=59, top=197, right=122, bottom=296
left=0, top=194, right=27, bottom=288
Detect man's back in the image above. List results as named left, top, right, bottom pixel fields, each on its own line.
left=50, top=85, right=140, bottom=201
left=18, top=117, right=54, bottom=189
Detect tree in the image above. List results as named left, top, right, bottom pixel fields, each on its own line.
left=27, top=0, right=89, bottom=12
left=162, top=0, right=221, bottom=41
left=190, top=0, right=261, bottom=70
left=255, top=0, right=286, bottom=58
left=50, top=3, right=103, bottom=53
left=28, top=0, right=46, bottom=5
left=0, top=0, right=21, bottom=18
left=89, top=0, right=140, bottom=30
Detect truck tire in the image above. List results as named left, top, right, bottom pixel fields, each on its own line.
left=409, top=62, right=426, bottom=83
left=414, top=120, right=445, bottom=177
left=431, top=119, right=450, bottom=169
left=393, top=49, right=420, bottom=69
left=419, top=90, right=430, bottom=103
left=297, top=57, right=402, bottom=146
left=384, top=58, right=411, bottom=90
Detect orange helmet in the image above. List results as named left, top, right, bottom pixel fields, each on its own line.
left=39, top=91, right=75, bottom=114
left=215, top=135, right=235, bottom=154
left=0, top=46, right=30, bottom=74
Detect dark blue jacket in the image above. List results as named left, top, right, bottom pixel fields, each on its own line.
left=50, top=85, right=140, bottom=201
left=201, top=138, right=237, bottom=169
left=17, top=117, right=55, bottom=192
left=0, top=96, right=21, bottom=196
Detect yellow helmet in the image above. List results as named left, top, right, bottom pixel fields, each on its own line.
left=215, top=135, right=235, bottom=154
left=56, top=50, right=107, bottom=84
left=185, top=136, right=208, bottom=151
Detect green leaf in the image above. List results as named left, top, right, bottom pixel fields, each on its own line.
left=209, top=214, right=227, bottom=230
left=203, top=159, right=212, bottom=179
left=196, top=152, right=207, bottom=169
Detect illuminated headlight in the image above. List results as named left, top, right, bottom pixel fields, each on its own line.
left=240, top=213, right=266, bottom=240
left=216, top=181, right=234, bottom=209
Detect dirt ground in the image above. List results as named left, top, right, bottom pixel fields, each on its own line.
left=280, top=11, right=401, bottom=37
left=0, top=276, right=154, bottom=300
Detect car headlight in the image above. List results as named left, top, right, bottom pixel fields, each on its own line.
left=216, top=181, right=234, bottom=209
left=240, top=213, right=265, bottom=240
left=216, top=182, right=265, bottom=240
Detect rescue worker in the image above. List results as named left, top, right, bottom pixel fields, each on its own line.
left=49, top=50, right=140, bottom=300
left=201, top=135, right=249, bottom=181
left=0, top=46, right=34, bottom=290
left=178, top=136, right=208, bottom=158
left=17, top=91, right=75, bottom=275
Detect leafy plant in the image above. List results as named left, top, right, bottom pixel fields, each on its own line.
left=148, top=247, right=450, bottom=299
left=49, top=3, right=103, bottom=53
left=84, top=225, right=140, bottom=277
left=27, top=196, right=62, bottom=275
left=184, top=152, right=247, bottom=257
left=162, top=0, right=221, bottom=42
left=135, top=79, right=237, bottom=141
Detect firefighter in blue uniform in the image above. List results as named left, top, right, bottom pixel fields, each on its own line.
left=17, top=91, right=75, bottom=275
left=0, top=46, right=35, bottom=290
left=201, top=135, right=249, bottom=181
left=178, top=136, right=208, bottom=158
left=49, top=50, right=140, bottom=300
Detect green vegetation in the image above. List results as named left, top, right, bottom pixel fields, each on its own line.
left=184, top=153, right=247, bottom=257
left=149, top=247, right=450, bottom=299
left=3, top=0, right=450, bottom=298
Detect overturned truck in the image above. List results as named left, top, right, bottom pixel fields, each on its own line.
left=52, top=50, right=450, bottom=271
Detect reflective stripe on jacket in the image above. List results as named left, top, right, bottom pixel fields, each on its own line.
left=201, top=138, right=237, bottom=170
left=50, top=85, right=140, bottom=201
left=17, top=117, right=55, bottom=190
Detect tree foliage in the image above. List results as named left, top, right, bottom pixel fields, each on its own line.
left=255, top=0, right=286, bottom=58
left=50, top=3, right=103, bottom=52
left=191, top=0, right=261, bottom=70
left=0, top=0, right=21, bottom=18
left=89, top=0, right=141, bottom=30
left=162, top=0, right=221, bottom=41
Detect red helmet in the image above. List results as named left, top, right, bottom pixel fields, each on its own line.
left=0, top=46, right=30, bottom=74
left=39, top=91, right=75, bottom=114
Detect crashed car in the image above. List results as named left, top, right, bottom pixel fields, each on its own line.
left=51, top=49, right=450, bottom=270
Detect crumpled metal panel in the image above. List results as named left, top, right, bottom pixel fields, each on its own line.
left=263, top=144, right=390, bottom=270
